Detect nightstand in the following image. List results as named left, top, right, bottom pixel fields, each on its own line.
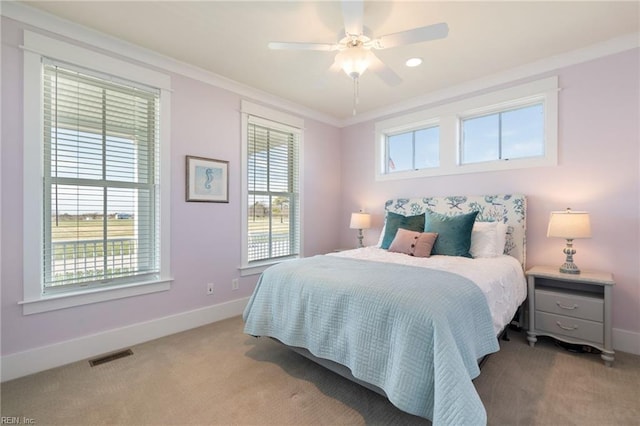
left=526, top=265, right=615, bottom=367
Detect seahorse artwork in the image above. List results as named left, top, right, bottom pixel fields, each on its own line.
left=204, top=168, right=214, bottom=189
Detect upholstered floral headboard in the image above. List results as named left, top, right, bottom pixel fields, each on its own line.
left=384, top=194, right=527, bottom=267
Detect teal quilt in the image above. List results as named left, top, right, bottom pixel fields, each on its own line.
left=243, top=255, right=499, bottom=425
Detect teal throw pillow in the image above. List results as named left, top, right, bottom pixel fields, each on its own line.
left=424, top=210, right=479, bottom=257
left=380, top=212, right=425, bottom=249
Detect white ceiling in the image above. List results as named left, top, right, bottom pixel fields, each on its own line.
left=19, top=1, right=640, bottom=122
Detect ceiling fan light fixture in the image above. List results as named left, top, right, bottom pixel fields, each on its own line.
left=267, top=2, right=450, bottom=117
left=336, top=44, right=372, bottom=79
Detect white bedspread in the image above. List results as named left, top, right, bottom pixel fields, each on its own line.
left=330, top=246, right=527, bottom=335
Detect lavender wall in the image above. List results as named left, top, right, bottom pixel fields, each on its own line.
left=339, top=49, right=640, bottom=335
left=0, top=17, right=342, bottom=356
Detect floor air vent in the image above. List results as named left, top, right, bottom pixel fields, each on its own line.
left=89, top=349, right=133, bottom=367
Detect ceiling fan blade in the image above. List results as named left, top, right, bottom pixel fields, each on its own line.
left=376, top=22, right=449, bottom=49
left=268, top=42, right=337, bottom=51
left=313, top=62, right=343, bottom=89
left=368, top=52, right=402, bottom=86
left=341, top=0, right=363, bottom=35
left=329, top=59, right=343, bottom=73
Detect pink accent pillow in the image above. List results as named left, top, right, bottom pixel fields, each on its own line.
left=388, top=228, right=438, bottom=257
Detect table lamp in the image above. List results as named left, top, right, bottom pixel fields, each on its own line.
left=547, top=208, right=591, bottom=274
left=350, top=212, right=371, bottom=248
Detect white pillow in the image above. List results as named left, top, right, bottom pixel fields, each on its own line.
left=376, top=215, right=387, bottom=247
left=496, top=222, right=508, bottom=256
left=470, top=221, right=498, bottom=258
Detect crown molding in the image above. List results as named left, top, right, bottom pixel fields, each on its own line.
left=1, top=1, right=342, bottom=128
left=341, top=32, right=640, bottom=127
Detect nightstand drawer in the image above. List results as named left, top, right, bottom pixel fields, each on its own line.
left=535, top=311, right=603, bottom=344
left=535, top=288, right=603, bottom=322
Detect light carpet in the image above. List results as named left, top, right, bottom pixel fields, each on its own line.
left=1, top=315, right=638, bottom=425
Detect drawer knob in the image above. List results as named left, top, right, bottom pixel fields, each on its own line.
left=556, top=321, right=578, bottom=331
left=556, top=301, right=578, bottom=310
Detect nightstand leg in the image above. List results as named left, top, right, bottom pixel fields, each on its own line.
left=602, top=286, right=614, bottom=367
left=527, top=275, right=537, bottom=347
left=601, top=351, right=614, bottom=367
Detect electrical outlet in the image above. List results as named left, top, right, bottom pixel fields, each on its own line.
left=232, top=278, right=239, bottom=291
left=207, top=283, right=214, bottom=295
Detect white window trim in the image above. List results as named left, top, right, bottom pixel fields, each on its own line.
left=239, top=100, right=304, bottom=277
left=375, top=76, right=558, bottom=181
left=22, top=31, right=172, bottom=315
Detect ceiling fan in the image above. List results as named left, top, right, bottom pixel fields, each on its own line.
left=268, top=1, right=449, bottom=113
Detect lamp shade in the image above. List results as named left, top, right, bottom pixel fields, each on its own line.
left=547, top=209, right=591, bottom=239
left=350, top=212, right=371, bottom=230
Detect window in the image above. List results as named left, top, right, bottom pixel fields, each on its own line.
left=42, top=60, right=160, bottom=293
left=241, top=101, right=303, bottom=275
left=386, top=126, right=439, bottom=173
left=23, top=31, right=171, bottom=314
left=461, top=103, right=544, bottom=164
left=375, top=77, right=558, bottom=180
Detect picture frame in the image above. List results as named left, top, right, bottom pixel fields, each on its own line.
left=186, top=156, right=229, bottom=203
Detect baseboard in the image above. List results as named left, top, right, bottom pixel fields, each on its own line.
left=1, top=297, right=249, bottom=382
left=613, top=327, right=640, bottom=356
left=2, top=301, right=636, bottom=382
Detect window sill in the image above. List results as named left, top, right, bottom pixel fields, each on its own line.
left=239, top=262, right=275, bottom=277
left=19, top=278, right=173, bottom=315
left=239, top=257, right=299, bottom=277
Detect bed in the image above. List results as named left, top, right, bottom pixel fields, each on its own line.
left=243, top=194, right=527, bottom=425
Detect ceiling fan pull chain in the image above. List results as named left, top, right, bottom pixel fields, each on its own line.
left=352, top=77, right=359, bottom=116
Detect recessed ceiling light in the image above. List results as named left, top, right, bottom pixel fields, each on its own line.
left=405, top=57, right=423, bottom=67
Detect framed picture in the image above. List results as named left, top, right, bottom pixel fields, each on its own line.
left=186, top=156, right=229, bottom=203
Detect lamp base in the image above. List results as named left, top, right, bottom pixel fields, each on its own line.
left=559, top=263, right=581, bottom=274
left=559, top=239, right=580, bottom=274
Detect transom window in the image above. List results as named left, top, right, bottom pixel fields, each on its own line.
left=460, top=103, right=544, bottom=164
left=375, top=76, right=558, bottom=180
left=386, top=126, right=439, bottom=173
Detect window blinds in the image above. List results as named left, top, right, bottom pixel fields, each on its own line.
left=42, top=59, right=161, bottom=292
left=247, top=118, right=300, bottom=262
